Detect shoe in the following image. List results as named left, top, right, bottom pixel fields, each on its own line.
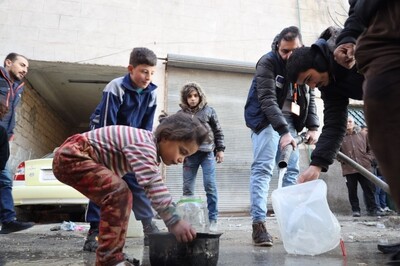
left=143, top=221, right=159, bottom=246
left=378, top=242, right=400, bottom=254
left=368, top=210, right=385, bottom=217
left=252, top=222, right=273, bottom=247
left=118, top=253, right=140, bottom=266
left=209, top=220, right=218, bottom=232
left=352, top=211, right=361, bottom=217
left=0, top=220, right=34, bottom=234
left=83, top=228, right=99, bottom=252
left=384, top=207, right=394, bottom=213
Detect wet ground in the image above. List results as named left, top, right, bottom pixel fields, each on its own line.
left=1, top=214, right=400, bottom=265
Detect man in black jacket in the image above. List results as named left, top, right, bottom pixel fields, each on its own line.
left=286, top=38, right=364, bottom=183
left=244, top=26, right=319, bottom=247
left=333, top=0, right=400, bottom=260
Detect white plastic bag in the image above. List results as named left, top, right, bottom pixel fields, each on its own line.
left=271, top=179, right=341, bottom=255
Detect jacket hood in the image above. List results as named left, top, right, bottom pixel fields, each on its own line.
left=179, top=82, right=207, bottom=112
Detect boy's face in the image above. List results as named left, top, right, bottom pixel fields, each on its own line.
left=187, top=89, right=200, bottom=108
left=296, top=68, right=329, bottom=89
left=159, top=139, right=198, bottom=166
left=5, top=56, right=29, bottom=81
left=128, top=64, right=156, bottom=89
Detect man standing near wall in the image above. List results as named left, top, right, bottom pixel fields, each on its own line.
left=244, top=26, right=319, bottom=247
left=0, top=53, right=34, bottom=234
left=339, top=116, right=380, bottom=217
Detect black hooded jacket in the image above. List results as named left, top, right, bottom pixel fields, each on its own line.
left=309, top=39, right=364, bottom=171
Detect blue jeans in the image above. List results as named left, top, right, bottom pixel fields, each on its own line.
left=250, top=123, right=299, bottom=223
left=375, top=175, right=387, bottom=209
left=0, top=163, right=16, bottom=223
left=86, top=172, right=154, bottom=225
left=183, top=151, right=218, bottom=221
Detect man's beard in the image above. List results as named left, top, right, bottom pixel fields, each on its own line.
left=10, top=70, right=22, bottom=81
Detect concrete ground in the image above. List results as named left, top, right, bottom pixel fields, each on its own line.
left=1, top=213, right=400, bottom=265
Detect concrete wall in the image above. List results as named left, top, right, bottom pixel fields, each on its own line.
left=0, top=0, right=348, bottom=63
left=9, top=83, right=73, bottom=171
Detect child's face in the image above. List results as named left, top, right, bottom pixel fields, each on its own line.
left=187, top=89, right=200, bottom=108
left=128, top=64, right=156, bottom=89
left=158, top=139, right=198, bottom=165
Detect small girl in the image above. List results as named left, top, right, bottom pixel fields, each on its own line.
left=53, top=112, right=208, bottom=266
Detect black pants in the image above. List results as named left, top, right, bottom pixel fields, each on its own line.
left=345, top=173, right=377, bottom=213
left=364, top=69, right=400, bottom=209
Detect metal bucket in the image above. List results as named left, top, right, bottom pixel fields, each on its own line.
left=148, top=232, right=222, bottom=266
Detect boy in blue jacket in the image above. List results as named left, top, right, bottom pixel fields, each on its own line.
left=84, top=47, right=159, bottom=251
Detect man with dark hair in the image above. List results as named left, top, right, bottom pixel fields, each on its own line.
left=286, top=37, right=364, bottom=183
left=244, top=26, right=319, bottom=247
left=0, top=53, right=34, bottom=234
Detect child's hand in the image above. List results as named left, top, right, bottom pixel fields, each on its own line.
left=169, top=220, right=197, bottom=243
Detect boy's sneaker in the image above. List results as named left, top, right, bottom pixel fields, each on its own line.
left=0, top=220, right=34, bottom=234
left=83, top=228, right=99, bottom=252
left=143, top=221, right=159, bottom=246
left=384, top=207, right=394, bottom=213
left=209, top=220, right=218, bottom=232
left=252, top=222, right=273, bottom=247
left=352, top=211, right=361, bottom=217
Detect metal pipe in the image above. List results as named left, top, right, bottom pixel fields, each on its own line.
left=278, top=132, right=306, bottom=168
left=336, top=151, right=390, bottom=194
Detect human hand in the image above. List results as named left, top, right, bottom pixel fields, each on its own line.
left=168, top=219, right=196, bottom=243
left=297, top=165, right=322, bottom=183
left=215, top=151, right=224, bottom=163
left=333, top=43, right=356, bottom=69
left=279, top=133, right=296, bottom=151
left=305, top=130, right=319, bottom=145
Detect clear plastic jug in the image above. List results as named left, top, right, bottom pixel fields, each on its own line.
left=175, top=196, right=209, bottom=232
left=271, top=179, right=341, bottom=255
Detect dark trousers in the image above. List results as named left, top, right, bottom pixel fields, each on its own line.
left=364, top=68, right=400, bottom=209
left=86, top=173, right=154, bottom=227
left=345, top=173, right=377, bottom=213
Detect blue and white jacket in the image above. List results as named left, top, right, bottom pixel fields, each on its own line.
left=0, top=66, right=25, bottom=139
left=89, top=73, right=157, bottom=130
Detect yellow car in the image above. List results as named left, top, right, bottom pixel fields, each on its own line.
left=12, top=152, right=88, bottom=221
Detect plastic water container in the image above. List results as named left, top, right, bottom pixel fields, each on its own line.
left=271, top=179, right=341, bottom=255
left=175, top=196, right=209, bottom=232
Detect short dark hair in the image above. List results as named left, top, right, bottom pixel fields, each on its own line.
left=129, top=47, right=157, bottom=67
left=4, top=52, right=28, bottom=67
left=272, top=26, right=303, bottom=50
left=286, top=46, right=329, bottom=82
left=155, top=112, right=209, bottom=146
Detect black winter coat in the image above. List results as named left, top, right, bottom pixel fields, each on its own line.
left=309, top=39, right=364, bottom=171
left=244, top=51, right=319, bottom=135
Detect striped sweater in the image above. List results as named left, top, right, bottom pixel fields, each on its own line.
left=83, top=125, right=178, bottom=225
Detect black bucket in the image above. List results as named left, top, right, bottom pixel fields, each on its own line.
left=148, top=232, right=222, bottom=266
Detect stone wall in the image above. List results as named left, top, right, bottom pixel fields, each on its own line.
left=9, top=83, right=73, bottom=173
